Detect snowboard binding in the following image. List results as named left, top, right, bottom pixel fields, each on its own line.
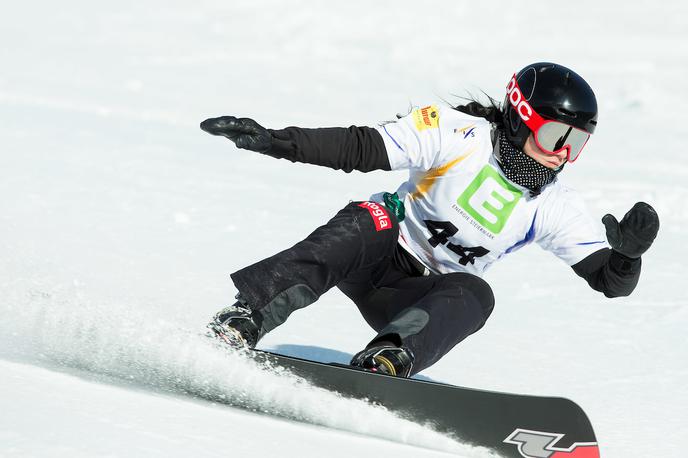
left=207, top=299, right=262, bottom=349
left=350, top=344, right=414, bottom=378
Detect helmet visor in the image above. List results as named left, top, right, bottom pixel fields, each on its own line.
left=535, top=121, right=590, bottom=162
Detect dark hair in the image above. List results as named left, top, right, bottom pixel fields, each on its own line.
left=453, top=95, right=504, bottom=128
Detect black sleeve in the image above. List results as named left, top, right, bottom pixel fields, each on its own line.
left=571, top=248, right=641, bottom=298
left=261, top=126, right=391, bottom=173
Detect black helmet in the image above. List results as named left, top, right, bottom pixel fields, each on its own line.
left=503, top=62, right=598, bottom=153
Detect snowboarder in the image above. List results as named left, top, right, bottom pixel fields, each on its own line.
left=201, top=62, right=659, bottom=377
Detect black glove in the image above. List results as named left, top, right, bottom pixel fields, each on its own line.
left=200, top=116, right=272, bottom=153
left=602, top=202, right=659, bottom=259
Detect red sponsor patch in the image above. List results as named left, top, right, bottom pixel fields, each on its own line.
left=358, top=202, right=392, bottom=232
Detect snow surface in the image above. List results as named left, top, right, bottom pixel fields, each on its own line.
left=1, top=0, right=687, bottom=456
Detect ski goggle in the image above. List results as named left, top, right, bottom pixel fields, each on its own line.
left=506, top=74, right=591, bottom=163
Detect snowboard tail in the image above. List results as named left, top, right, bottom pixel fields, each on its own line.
left=250, top=350, right=600, bottom=458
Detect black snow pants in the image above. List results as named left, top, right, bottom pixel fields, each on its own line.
left=230, top=201, right=495, bottom=375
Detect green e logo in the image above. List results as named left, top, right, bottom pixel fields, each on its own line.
left=456, top=165, right=522, bottom=234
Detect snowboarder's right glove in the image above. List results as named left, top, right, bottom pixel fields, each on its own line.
left=602, top=202, right=659, bottom=259
left=200, top=116, right=272, bottom=153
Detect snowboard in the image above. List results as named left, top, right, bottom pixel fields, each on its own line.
left=249, top=349, right=600, bottom=458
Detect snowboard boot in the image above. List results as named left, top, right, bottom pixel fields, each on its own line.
left=207, top=296, right=262, bottom=349
left=350, top=344, right=415, bottom=378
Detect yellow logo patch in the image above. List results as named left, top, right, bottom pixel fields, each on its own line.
left=413, top=105, right=440, bottom=131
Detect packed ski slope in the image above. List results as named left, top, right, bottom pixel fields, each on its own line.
left=1, top=1, right=686, bottom=456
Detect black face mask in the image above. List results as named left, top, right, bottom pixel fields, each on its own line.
left=494, top=129, right=563, bottom=197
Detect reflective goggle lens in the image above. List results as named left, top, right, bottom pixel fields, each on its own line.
left=535, top=121, right=590, bottom=162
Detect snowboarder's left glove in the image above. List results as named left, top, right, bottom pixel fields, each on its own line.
left=602, top=202, right=659, bottom=259
left=200, top=116, right=272, bottom=153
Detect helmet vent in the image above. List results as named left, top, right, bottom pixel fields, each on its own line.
left=558, top=108, right=577, bottom=118
left=564, top=71, right=572, bottom=86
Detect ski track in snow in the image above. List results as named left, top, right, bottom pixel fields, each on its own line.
left=0, top=282, right=499, bottom=458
